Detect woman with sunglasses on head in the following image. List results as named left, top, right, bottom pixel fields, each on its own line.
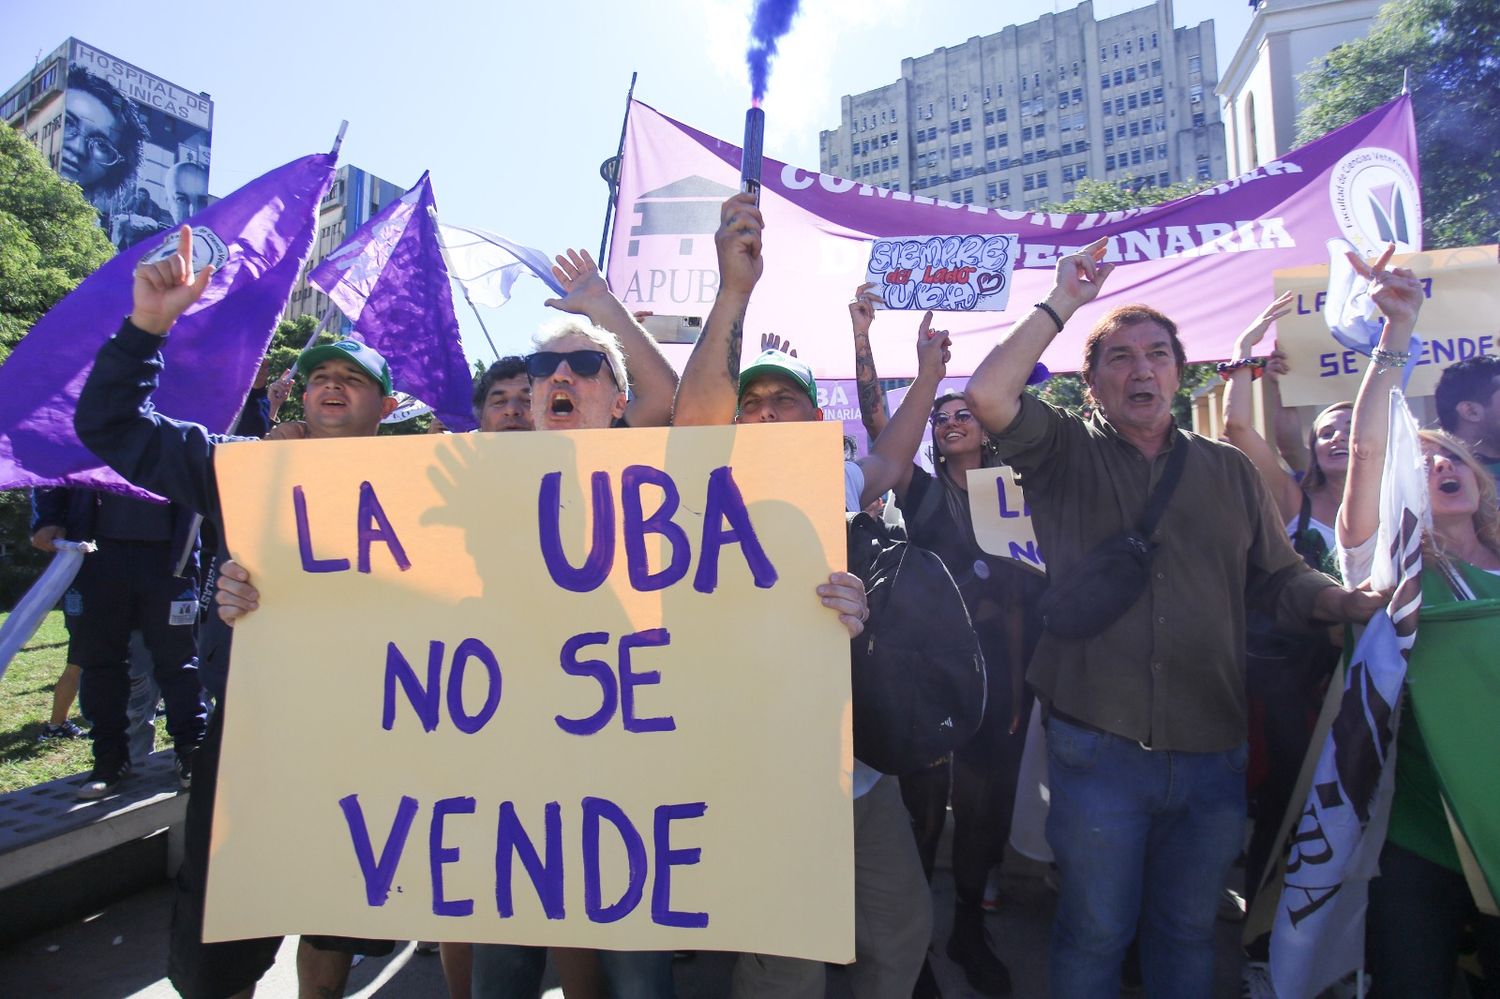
left=1219, top=295, right=1352, bottom=992
left=850, top=284, right=1037, bottom=998
left=1337, top=245, right=1500, bottom=997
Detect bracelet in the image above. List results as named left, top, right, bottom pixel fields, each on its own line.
left=1034, top=301, right=1065, bottom=333
left=1370, top=346, right=1411, bottom=373
left=1215, top=357, right=1268, bottom=379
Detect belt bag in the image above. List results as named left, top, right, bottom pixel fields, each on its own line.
left=1038, top=434, right=1187, bottom=640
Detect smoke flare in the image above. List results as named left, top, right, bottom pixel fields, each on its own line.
left=746, top=0, right=801, bottom=103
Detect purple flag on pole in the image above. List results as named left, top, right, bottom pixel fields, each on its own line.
left=0, top=152, right=338, bottom=498
left=309, top=172, right=475, bottom=432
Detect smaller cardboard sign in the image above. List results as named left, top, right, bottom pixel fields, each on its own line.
left=966, top=466, right=1044, bottom=575
left=864, top=235, right=1018, bottom=312
left=1272, top=246, right=1500, bottom=408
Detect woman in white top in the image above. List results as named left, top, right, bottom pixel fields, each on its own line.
left=1338, top=244, right=1500, bottom=996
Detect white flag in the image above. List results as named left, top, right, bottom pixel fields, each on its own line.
left=435, top=221, right=563, bottom=308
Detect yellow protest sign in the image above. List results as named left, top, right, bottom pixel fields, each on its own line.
left=965, top=466, right=1044, bottom=575
left=205, top=423, right=854, bottom=961
left=1272, top=245, right=1500, bottom=408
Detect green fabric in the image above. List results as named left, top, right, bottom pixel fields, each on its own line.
left=1388, top=560, right=1500, bottom=898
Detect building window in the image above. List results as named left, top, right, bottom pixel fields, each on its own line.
left=962, top=141, right=972, bottom=155
left=1189, top=55, right=1202, bottom=75
left=1072, top=88, right=1082, bottom=103
left=1128, top=93, right=1138, bottom=110
left=1024, top=174, right=1035, bottom=191
left=1131, top=149, right=1142, bottom=165
left=1106, top=154, right=1116, bottom=170
left=1144, top=146, right=1155, bottom=162
left=986, top=181, right=998, bottom=199
left=1196, top=155, right=1211, bottom=180
left=1193, top=111, right=1206, bottom=127
left=1159, top=172, right=1170, bottom=185
left=1128, top=121, right=1139, bottom=137
left=997, top=108, right=1007, bottom=123
left=1154, top=87, right=1164, bottom=103
left=962, top=188, right=974, bottom=204
left=950, top=144, right=960, bottom=159
left=1100, top=73, right=1111, bottom=89
left=1114, top=70, right=1123, bottom=86
left=985, top=109, right=994, bottom=125
left=1059, top=93, right=1070, bottom=109
left=1100, top=46, right=1107, bottom=61
left=1151, top=32, right=1158, bottom=48
left=1158, top=144, right=1167, bottom=159
left=986, top=135, right=996, bottom=150
left=1126, top=67, right=1136, bottom=83
left=961, top=117, right=972, bottom=131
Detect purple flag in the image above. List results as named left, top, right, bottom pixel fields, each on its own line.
left=309, top=172, right=475, bottom=432
left=0, top=152, right=338, bottom=497
left=607, top=96, right=1420, bottom=378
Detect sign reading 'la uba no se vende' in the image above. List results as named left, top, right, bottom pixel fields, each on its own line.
left=207, top=423, right=854, bottom=961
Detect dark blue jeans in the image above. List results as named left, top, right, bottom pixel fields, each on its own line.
left=1368, top=839, right=1500, bottom=998
left=1044, top=715, right=1247, bottom=999
left=470, top=944, right=674, bottom=998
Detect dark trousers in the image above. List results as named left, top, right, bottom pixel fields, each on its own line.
left=1368, top=840, right=1500, bottom=998
left=65, top=538, right=207, bottom=765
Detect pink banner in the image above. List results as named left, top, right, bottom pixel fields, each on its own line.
left=607, top=98, right=1419, bottom=378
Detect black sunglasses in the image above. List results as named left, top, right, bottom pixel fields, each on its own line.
left=525, top=350, right=610, bottom=380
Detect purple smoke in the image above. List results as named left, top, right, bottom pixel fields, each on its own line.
left=746, top=0, right=801, bottom=103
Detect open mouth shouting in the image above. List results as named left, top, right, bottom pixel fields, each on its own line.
left=1437, top=476, right=1462, bottom=495
left=549, top=391, right=576, bottom=417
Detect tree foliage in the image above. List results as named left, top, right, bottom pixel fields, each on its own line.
left=1297, top=0, right=1500, bottom=248
left=0, top=126, right=114, bottom=361
left=1031, top=178, right=1217, bottom=422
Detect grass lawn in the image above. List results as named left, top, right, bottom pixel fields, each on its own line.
left=0, top=611, right=89, bottom=793
left=0, top=610, right=169, bottom=794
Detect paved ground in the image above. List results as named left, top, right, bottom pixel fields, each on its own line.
left=0, top=833, right=1250, bottom=998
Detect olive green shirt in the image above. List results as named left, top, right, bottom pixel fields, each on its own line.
left=997, top=394, right=1337, bottom=751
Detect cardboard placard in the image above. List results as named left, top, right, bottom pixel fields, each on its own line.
left=1272, top=246, right=1500, bottom=408
left=966, top=466, right=1044, bottom=574
left=865, top=235, right=1018, bottom=312
left=206, top=423, right=854, bottom=961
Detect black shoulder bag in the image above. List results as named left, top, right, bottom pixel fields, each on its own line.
left=1037, top=434, right=1188, bottom=640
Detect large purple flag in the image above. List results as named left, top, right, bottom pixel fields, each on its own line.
left=607, top=96, right=1420, bottom=378
left=0, top=152, right=338, bottom=497
left=309, top=172, right=475, bottom=432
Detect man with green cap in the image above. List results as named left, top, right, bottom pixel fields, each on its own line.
left=74, top=227, right=401, bottom=999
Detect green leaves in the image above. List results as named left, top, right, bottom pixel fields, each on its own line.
left=1297, top=0, right=1500, bottom=248
left=0, top=126, right=113, bottom=362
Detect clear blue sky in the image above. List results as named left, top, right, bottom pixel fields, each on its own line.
left=3, top=0, right=1253, bottom=366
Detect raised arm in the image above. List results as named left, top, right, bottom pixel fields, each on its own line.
left=673, top=193, right=763, bottom=427
left=544, top=248, right=679, bottom=428
left=849, top=282, right=890, bottom=442
left=1220, top=291, right=1302, bottom=521
left=1338, top=245, right=1425, bottom=550
left=1265, top=349, right=1310, bottom=474
left=967, top=238, right=1112, bottom=433
left=856, top=312, right=948, bottom=508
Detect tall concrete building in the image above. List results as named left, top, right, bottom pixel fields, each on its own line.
left=2, top=39, right=213, bottom=248
left=818, top=0, right=1225, bottom=212
left=283, top=165, right=404, bottom=330
left=1217, top=0, right=1381, bottom=176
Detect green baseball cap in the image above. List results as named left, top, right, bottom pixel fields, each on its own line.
left=297, top=339, right=394, bottom=396
left=737, top=349, right=817, bottom=406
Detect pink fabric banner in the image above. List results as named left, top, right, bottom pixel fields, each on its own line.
left=606, top=98, right=1419, bottom=378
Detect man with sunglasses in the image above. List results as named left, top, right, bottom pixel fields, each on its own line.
left=74, top=227, right=403, bottom=999
left=673, top=191, right=947, bottom=999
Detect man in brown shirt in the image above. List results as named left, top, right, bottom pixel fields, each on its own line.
left=965, top=239, right=1382, bottom=997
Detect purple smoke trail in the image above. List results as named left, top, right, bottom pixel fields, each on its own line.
left=747, top=0, right=801, bottom=103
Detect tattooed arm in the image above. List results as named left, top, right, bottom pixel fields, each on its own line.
left=673, top=193, right=762, bottom=427
left=849, top=282, right=890, bottom=442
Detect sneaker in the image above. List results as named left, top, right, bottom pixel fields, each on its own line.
left=38, top=721, right=85, bottom=742
left=175, top=749, right=197, bottom=790
left=1240, top=960, right=1276, bottom=999
left=77, top=759, right=132, bottom=800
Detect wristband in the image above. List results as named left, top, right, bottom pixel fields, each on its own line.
left=1215, top=357, right=1268, bottom=379
left=1034, top=302, right=1065, bottom=333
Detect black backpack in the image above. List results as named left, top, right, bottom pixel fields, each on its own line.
left=845, top=511, right=987, bottom=775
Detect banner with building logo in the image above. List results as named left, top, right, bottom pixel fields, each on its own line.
left=205, top=423, right=856, bottom=960
left=61, top=40, right=213, bottom=249
left=1271, top=245, right=1500, bottom=408
left=607, top=97, right=1419, bottom=379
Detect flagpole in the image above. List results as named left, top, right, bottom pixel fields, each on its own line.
left=597, top=71, right=638, bottom=268
left=331, top=120, right=348, bottom=157
left=303, top=303, right=342, bottom=351
left=459, top=284, right=502, bottom=361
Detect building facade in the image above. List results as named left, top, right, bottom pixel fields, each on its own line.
left=1217, top=0, right=1381, bottom=176
left=283, top=165, right=405, bottom=330
left=818, top=0, right=1225, bottom=211
left=2, top=39, right=214, bottom=249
